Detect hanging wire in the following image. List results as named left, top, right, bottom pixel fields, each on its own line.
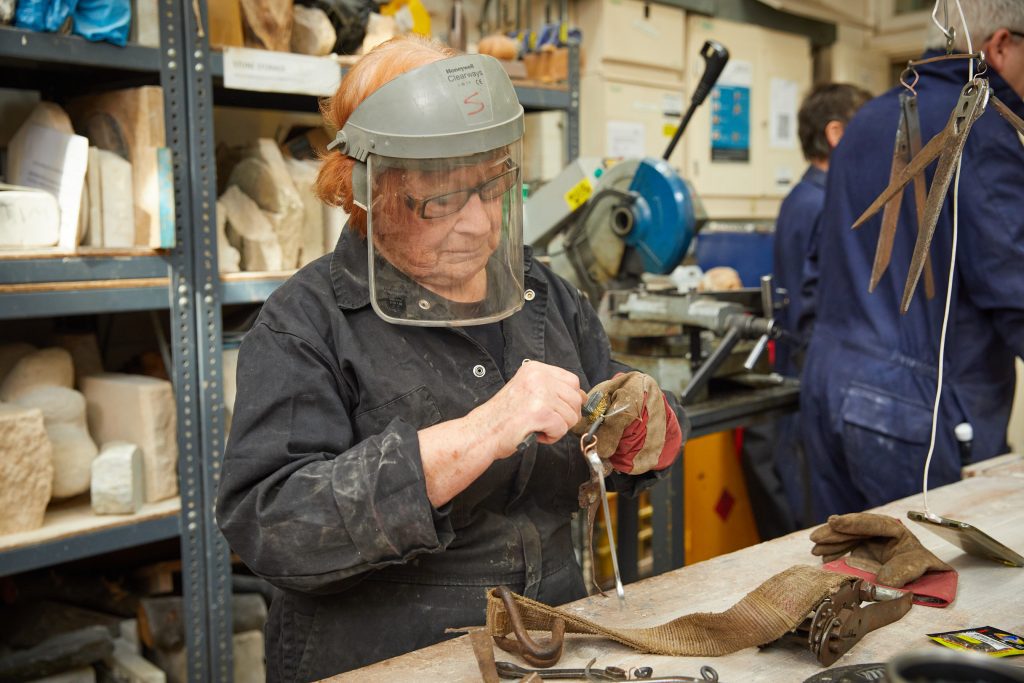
left=920, top=0, right=973, bottom=520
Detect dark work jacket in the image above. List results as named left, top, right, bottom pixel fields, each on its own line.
left=772, top=164, right=827, bottom=377
left=216, top=227, right=679, bottom=681
left=800, top=54, right=1024, bottom=520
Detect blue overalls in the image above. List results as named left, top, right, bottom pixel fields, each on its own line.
left=771, top=165, right=827, bottom=526
left=799, top=53, right=1024, bottom=521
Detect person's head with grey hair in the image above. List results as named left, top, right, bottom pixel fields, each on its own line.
left=925, top=0, right=1024, bottom=97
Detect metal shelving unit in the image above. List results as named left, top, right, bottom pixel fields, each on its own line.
left=0, top=8, right=218, bottom=681
left=1, top=13, right=580, bottom=678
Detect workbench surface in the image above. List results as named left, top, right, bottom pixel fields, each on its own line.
left=325, top=459, right=1024, bottom=682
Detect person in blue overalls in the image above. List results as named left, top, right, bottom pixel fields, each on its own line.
left=743, top=83, right=870, bottom=538
left=800, top=1, right=1024, bottom=521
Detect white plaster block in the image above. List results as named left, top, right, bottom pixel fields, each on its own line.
left=0, top=347, right=74, bottom=402
left=81, top=374, right=178, bottom=503
left=0, top=403, right=53, bottom=534
left=119, top=619, right=141, bottom=654
left=13, top=386, right=99, bottom=499
left=91, top=441, right=145, bottom=515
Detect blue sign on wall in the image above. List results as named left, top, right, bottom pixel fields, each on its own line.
left=711, top=85, right=750, bottom=162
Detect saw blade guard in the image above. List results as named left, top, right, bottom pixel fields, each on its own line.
left=623, top=157, right=698, bottom=274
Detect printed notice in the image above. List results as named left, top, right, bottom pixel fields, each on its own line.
left=223, top=47, right=341, bottom=97
left=770, top=78, right=799, bottom=149
left=607, top=120, right=646, bottom=158
left=711, top=60, right=752, bottom=162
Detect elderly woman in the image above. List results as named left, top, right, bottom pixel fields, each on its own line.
left=216, top=35, right=686, bottom=681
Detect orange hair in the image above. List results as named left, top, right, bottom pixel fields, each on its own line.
left=316, top=36, right=456, bottom=237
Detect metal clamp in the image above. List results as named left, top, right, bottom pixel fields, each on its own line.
left=785, top=579, right=913, bottom=666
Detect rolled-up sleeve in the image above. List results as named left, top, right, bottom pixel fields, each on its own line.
left=216, top=322, right=453, bottom=594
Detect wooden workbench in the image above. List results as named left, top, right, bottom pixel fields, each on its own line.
left=326, top=458, right=1024, bottom=682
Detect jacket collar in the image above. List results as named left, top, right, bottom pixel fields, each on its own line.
left=915, top=49, right=1024, bottom=114
left=329, top=225, right=541, bottom=312
left=802, top=165, right=827, bottom=189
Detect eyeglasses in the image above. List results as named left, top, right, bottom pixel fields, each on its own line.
left=404, top=163, right=520, bottom=219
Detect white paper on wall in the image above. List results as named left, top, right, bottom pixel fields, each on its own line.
left=606, top=120, right=646, bottom=158
left=770, top=78, right=799, bottom=150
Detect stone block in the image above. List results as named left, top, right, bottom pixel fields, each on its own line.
left=220, top=185, right=282, bottom=272
left=284, top=157, right=325, bottom=267
left=0, top=404, right=53, bottom=534
left=0, top=342, right=36, bottom=384
left=80, top=374, right=178, bottom=503
left=55, top=334, right=105, bottom=388
left=100, top=639, right=165, bottom=683
left=12, top=387, right=98, bottom=499
left=231, top=142, right=303, bottom=268
left=290, top=5, right=335, bottom=56
left=232, top=631, right=264, bottom=683
left=91, top=442, right=145, bottom=515
left=0, top=347, right=74, bottom=402
left=118, top=621, right=140, bottom=655
left=222, top=348, right=239, bottom=436
left=25, top=665, right=96, bottom=683
left=215, top=200, right=241, bottom=273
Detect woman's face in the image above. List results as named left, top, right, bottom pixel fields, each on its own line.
left=372, top=156, right=514, bottom=301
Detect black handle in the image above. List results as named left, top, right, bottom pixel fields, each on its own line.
left=663, top=39, right=730, bottom=161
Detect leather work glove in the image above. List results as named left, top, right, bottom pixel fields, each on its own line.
left=809, top=512, right=953, bottom=588
left=571, top=372, right=684, bottom=475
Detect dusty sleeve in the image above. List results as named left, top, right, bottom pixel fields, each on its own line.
left=215, top=322, right=454, bottom=594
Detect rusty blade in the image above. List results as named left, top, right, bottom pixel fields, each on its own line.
left=903, top=96, right=936, bottom=300
left=992, top=95, right=1024, bottom=137
left=870, top=107, right=910, bottom=292
left=852, top=125, right=950, bottom=230
left=901, top=79, right=989, bottom=313
left=471, top=628, right=501, bottom=683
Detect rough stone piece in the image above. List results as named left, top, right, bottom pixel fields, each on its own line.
left=0, top=347, right=74, bottom=402
left=284, top=157, right=325, bottom=266
left=118, top=620, right=141, bottom=654
left=232, top=140, right=304, bottom=268
left=0, top=342, right=36, bottom=384
left=0, top=404, right=53, bottom=534
left=13, top=387, right=99, bottom=499
left=91, top=441, right=145, bottom=515
left=240, top=0, right=292, bottom=52
left=220, top=185, right=282, bottom=272
left=100, top=638, right=165, bottom=683
left=80, top=374, right=178, bottom=503
left=0, top=0, right=15, bottom=24
left=216, top=200, right=241, bottom=273
left=290, top=5, right=335, bottom=56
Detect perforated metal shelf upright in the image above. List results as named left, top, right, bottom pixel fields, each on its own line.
left=0, top=10, right=219, bottom=681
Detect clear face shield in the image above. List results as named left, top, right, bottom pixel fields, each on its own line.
left=365, top=141, right=525, bottom=326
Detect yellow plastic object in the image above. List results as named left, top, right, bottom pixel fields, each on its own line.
left=684, top=431, right=760, bottom=564
left=593, top=430, right=760, bottom=585
left=378, top=0, right=431, bottom=36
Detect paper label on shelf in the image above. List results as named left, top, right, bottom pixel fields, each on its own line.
left=607, top=120, right=646, bottom=158
left=770, top=78, right=799, bottom=149
left=223, top=47, right=342, bottom=97
left=662, top=94, right=683, bottom=118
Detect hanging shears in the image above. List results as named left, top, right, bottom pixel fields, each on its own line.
left=868, top=91, right=937, bottom=301
left=852, top=77, right=990, bottom=314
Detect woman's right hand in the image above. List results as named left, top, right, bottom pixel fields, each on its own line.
left=474, top=360, right=587, bottom=458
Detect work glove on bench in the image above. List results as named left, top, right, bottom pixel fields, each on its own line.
left=810, top=512, right=953, bottom=588
left=571, top=371, right=683, bottom=476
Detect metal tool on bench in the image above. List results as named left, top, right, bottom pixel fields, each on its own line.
left=778, top=579, right=913, bottom=667
left=579, top=395, right=630, bottom=607
left=495, top=659, right=721, bottom=681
